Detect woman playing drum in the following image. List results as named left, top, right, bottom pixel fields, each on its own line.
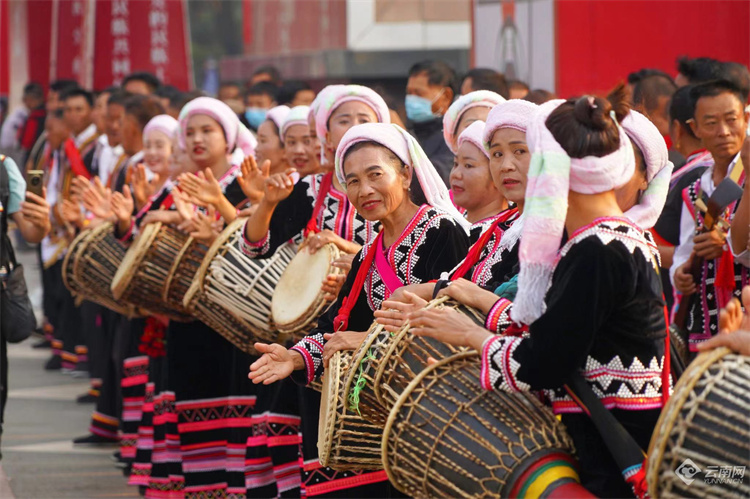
left=378, top=100, right=538, bottom=331
left=249, top=122, right=470, bottom=497
left=403, top=95, right=672, bottom=498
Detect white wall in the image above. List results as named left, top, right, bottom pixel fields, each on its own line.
left=473, top=0, right=555, bottom=92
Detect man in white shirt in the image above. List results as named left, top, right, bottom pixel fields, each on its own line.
left=671, top=80, right=749, bottom=352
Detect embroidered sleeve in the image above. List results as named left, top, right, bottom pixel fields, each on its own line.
left=239, top=220, right=272, bottom=258
left=484, top=298, right=513, bottom=334
left=290, top=332, right=326, bottom=384
left=480, top=335, right=530, bottom=392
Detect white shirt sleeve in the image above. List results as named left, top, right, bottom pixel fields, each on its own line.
left=727, top=229, right=750, bottom=267
left=670, top=201, right=697, bottom=286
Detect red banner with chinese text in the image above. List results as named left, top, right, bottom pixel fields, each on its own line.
left=92, top=0, right=192, bottom=91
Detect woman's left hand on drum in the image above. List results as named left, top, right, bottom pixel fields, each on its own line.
left=248, top=343, right=299, bottom=384
left=322, top=331, right=367, bottom=368
left=307, top=230, right=346, bottom=254
left=321, top=274, right=346, bottom=302
left=409, top=306, right=492, bottom=351
left=375, top=291, right=428, bottom=332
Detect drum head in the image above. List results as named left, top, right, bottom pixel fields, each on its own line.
left=272, top=243, right=337, bottom=328
left=111, top=222, right=161, bottom=299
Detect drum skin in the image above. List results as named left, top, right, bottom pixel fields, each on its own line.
left=647, top=347, right=750, bottom=499
left=382, top=352, right=579, bottom=499
left=271, top=241, right=342, bottom=339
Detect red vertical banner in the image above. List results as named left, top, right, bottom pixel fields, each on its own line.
left=26, top=0, right=53, bottom=90
left=51, top=0, right=88, bottom=84
left=242, top=0, right=253, bottom=54
left=93, top=0, right=192, bottom=90
left=0, top=0, right=8, bottom=96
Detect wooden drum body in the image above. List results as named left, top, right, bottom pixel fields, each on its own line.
left=317, top=350, right=384, bottom=471
left=184, top=218, right=295, bottom=353
left=647, top=347, right=750, bottom=499
left=70, top=223, right=137, bottom=316
left=61, top=227, right=89, bottom=301
left=271, top=241, right=342, bottom=341
left=111, top=222, right=192, bottom=321
left=383, top=352, right=580, bottom=499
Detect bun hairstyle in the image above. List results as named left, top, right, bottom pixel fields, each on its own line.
left=545, top=84, right=630, bottom=159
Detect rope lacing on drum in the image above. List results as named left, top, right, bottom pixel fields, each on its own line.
left=348, top=348, right=377, bottom=415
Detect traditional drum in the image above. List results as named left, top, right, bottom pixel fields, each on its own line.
left=383, top=352, right=584, bottom=499
left=183, top=217, right=296, bottom=353
left=317, top=350, right=384, bottom=470
left=70, top=222, right=137, bottom=316
left=647, top=347, right=750, bottom=499
left=61, top=227, right=89, bottom=301
left=163, top=236, right=208, bottom=313
left=346, top=297, right=482, bottom=426
left=111, top=222, right=193, bottom=321
left=271, top=241, right=343, bottom=340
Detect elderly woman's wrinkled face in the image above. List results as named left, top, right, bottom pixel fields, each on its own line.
left=343, top=144, right=411, bottom=222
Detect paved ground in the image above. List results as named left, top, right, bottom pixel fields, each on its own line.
left=1, top=238, right=138, bottom=499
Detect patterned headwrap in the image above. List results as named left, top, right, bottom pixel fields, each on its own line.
left=456, top=121, right=489, bottom=159
left=144, top=114, right=179, bottom=140
left=315, top=84, right=391, bottom=165
left=443, top=90, right=505, bottom=153
left=620, top=110, right=674, bottom=229
left=280, top=105, right=312, bottom=139
left=178, top=96, right=257, bottom=157
left=482, top=99, right=538, bottom=149
left=511, top=99, right=636, bottom=325
left=266, top=105, right=291, bottom=133
left=335, top=123, right=470, bottom=232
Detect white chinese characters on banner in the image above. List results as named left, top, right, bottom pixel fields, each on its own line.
left=112, top=0, right=130, bottom=84
left=149, top=0, right=168, bottom=82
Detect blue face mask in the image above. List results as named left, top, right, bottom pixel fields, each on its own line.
left=244, top=108, right=267, bottom=129
left=405, top=95, right=437, bottom=123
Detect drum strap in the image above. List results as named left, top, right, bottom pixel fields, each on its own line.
left=304, top=172, right=333, bottom=238
left=333, top=231, right=382, bottom=331
left=450, top=207, right=519, bottom=281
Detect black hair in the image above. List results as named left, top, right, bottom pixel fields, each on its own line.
left=462, top=68, right=509, bottom=99
left=220, top=81, right=241, bottom=89
left=632, top=75, right=676, bottom=112
left=123, top=94, right=166, bottom=130
left=669, top=85, right=698, bottom=139
left=61, top=87, right=95, bottom=107
left=49, top=79, right=79, bottom=94
left=507, top=79, right=530, bottom=92
left=523, top=88, right=556, bottom=105
left=106, top=90, right=129, bottom=107
left=408, top=60, right=458, bottom=94
left=689, top=79, right=746, bottom=115
left=246, top=82, right=278, bottom=101
left=547, top=85, right=631, bottom=159
left=676, top=56, right=724, bottom=84
left=170, top=90, right=203, bottom=112
left=48, top=108, right=65, bottom=120
left=122, top=71, right=161, bottom=93
left=23, top=82, right=44, bottom=100
left=154, top=84, right=182, bottom=100
left=627, top=68, right=672, bottom=85
left=276, top=80, right=312, bottom=106
left=252, top=65, right=282, bottom=85
left=100, top=85, right=120, bottom=96
left=721, top=62, right=750, bottom=102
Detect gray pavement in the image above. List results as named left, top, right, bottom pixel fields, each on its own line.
left=1, top=239, right=138, bottom=499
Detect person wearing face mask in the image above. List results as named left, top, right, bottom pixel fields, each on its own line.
left=405, top=60, right=458, bottom=186
left=242, top=81, right=278, bottom=132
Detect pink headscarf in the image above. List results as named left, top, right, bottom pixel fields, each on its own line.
left=315, top=85, right=391, bottom=164
left=443, top=90, right=506, bottom=153
left=456, top=121, right=489, bottom=159
left=281, top=105, right=312, bottom=139
left=178, top=96, right=257, bottom=158
left=144, top=114, right=179, bottom=140
left=334, top=123, right=470, bottom=232
left=266, top=105, right=291, bottom=132
left=482, top=99, right=538, bottom=148
left=620, top=110, right=673, bottom=229
left=511, top=99, right=636, bottom=325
